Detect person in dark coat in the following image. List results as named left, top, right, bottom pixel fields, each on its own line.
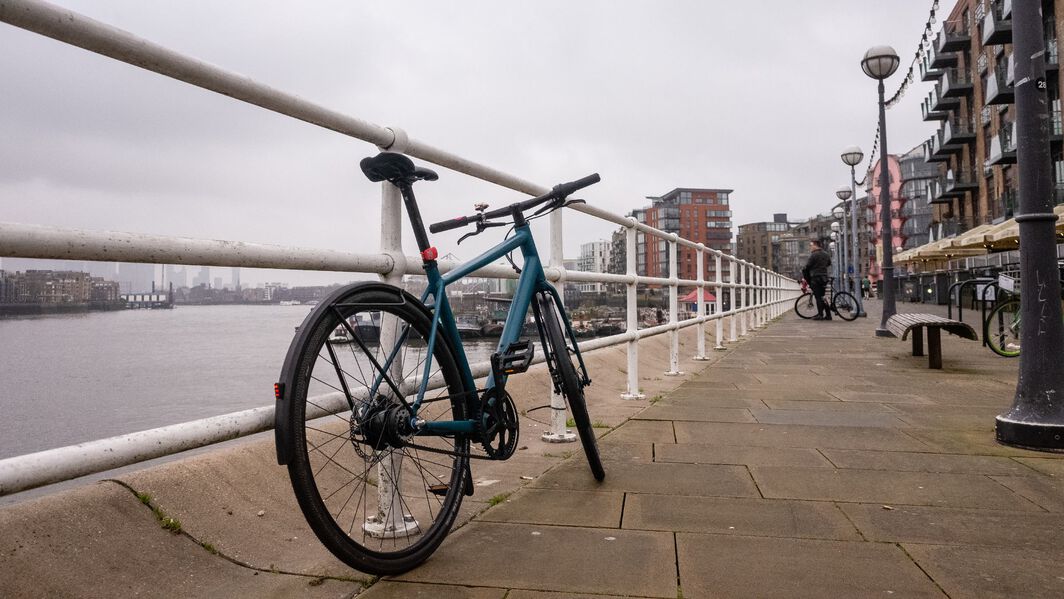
left=802, top=239, right=832, bottom=320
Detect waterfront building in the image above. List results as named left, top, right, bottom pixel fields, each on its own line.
left=0, top=270, right=120, bottom=305
left=920, top=0, right=1064, bottom=233
left=576, top=240, right=611, bottom=294
left=631, top=187, right=733, bottom=284
left=736, top=214, right=790, bottom=272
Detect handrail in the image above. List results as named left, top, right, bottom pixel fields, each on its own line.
left=0, top=0, right=799, bottom=496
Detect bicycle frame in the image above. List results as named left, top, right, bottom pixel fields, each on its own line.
left=380, top=220, right=584, bottom=437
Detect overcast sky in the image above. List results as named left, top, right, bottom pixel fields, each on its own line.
left=1, top=0, right=937, bottom=286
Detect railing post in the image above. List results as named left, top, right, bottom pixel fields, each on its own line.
left=365, top=179, right=419, bottom=539
left=621, top=219, right=644, bottom=400
left=757, top=267, right=766, bottom=328
left=729, top=258, right=738, bottom=342
left=739, top=261, right=748, bottom=337
left=694, top=244, right=709, bottom=361
left=543, top=209, right=577, bottom=442
left=714, top=253, right=725, bottom=350
left=665, top=235, right=683, bottom=376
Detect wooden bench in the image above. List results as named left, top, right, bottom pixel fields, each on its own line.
left=885, top=313, right=978, bottom=369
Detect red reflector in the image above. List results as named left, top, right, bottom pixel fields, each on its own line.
left=274, top=383, right=283, bottom=401
left=421, top=246, right=439, bottom=261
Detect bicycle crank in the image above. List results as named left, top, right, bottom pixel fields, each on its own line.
left=478, top=389, right=519, bottom=459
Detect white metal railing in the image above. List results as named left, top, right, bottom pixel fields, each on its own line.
left=0, top=0, right=799, bottom=496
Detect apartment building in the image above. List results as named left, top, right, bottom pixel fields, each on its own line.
left=632, top=188, right=733, bottom=282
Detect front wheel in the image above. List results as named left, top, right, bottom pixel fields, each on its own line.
left=537, top=294, right=605, bottom=481
left=794, top=293, right=818, bottom=319
left=276, top=283, right=470, bottom=575
left=832, top=291, right=860, bottom=321
left=984, top=298, right=1021, bottom=357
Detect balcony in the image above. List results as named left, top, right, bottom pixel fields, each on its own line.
left=1051, top=110, right=1063, bottom=147
left=941, top=118, right=976, bottom=147
left=944, top=168, right=979, bottom=197
left=981, top=0, right=1012, bottom=46
left=920, top=52, right=944, bottom=81
left=981, top=105, right=992, bottom=126
left=928, top=178, right=951, bottom=204
left=924, top=135, right=951, bottom=163
left=1002, top=0, right=1012, bottom=19
left=929, top=33, right=959, bottom=68
left=977, top=54, right=988, bottom=74
left=937, top=20, right=971, bottom=54
left=927, top=85, right=959, bottom=113
left=941, top=67, right=974, bottom=98
left=986, top=122, right=1017, bottom=165
left=984, top=70, right=1014, bottom=105
left=1006, top=53, right=1015, bottom=86
left=1049, top=39, right=1060, bottom=72
left=922, top=94, right=949, bottom=121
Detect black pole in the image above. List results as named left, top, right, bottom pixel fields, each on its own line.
left=875, top=79, right=897, bottom=336
left=996, top=0, right=1064, bottom=451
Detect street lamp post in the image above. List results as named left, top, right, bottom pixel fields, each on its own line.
left=828, top=240, right=839, bottom=286
left=838, top=185, right=863, bottom=319
left=831, top=207, right=847, bottom=293
left=995, top=1, right=1064, bottom=451
left=840, top=147, right=867, bottom=317
left=862, top=46, right=901, bottom=336
left=830, top=221, right=843, bottom=288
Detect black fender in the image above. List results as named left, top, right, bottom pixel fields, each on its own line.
left=274, top=281, right=436, bottom=465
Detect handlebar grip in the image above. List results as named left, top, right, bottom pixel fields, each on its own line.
left=552, top=173, right=601, bottom=198
left=429, top=215, right=473, bottom=233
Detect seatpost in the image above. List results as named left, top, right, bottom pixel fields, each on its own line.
left=396, top=182, right=435, bottom=259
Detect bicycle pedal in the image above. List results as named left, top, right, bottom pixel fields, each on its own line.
left=491, top=338, right=534, bottom=377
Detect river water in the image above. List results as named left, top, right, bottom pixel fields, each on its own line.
left=0, top=305, right=501, bottom=459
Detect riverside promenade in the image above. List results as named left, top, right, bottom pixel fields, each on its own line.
left=2, top=300, right=1062, bottom=598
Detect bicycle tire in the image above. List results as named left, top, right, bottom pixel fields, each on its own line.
left=984, top=298, right=1021, bottom=358
left=794, top=293, right=818, bottom=319
left=538, top=293, right=605, bottom=481
left=277, top=283, right=470, bottom=575
left=832, top=291, right=859, bottom=321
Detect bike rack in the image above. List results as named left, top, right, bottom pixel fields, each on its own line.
left=946, top=277, right=996, bottom=324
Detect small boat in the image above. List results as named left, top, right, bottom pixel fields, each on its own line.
left=456, top=315, right=482, bottom=339
left=479, top=322, right=504, bottom=337
left=325, top=313, right=381, bottom=344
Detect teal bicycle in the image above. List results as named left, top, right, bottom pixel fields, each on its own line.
left=274, top=152, right=603, bottom=575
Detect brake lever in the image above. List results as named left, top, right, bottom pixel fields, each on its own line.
left=457, top=219, right=507, bottom=245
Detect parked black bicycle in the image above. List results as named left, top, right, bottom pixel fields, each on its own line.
left=794, top=277, right=859, bottom=321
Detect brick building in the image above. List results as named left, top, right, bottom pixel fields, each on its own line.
left=0, top=270, right=120, bottom=304
left=736, top=213, right=790, bottom=271
left=632, top=188, right=733, bottom=283
left=920, top=0, right=1064, bottom=234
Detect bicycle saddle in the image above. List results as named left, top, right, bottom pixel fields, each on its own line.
left=360, top=152, right=438, bottom=184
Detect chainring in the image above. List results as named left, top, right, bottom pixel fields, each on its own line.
left=478, top=389, right=519, bottom=459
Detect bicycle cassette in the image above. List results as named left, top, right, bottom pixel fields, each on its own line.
left=478, top=389, right=519, bottom=460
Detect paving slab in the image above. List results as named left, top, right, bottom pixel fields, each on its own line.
left=476, top=488, right=623, bottom=528
left=905, top=428, right=1064, bottom=457
left=633, top=404, right=755, bottom=423
left=358, top=582, right=506, bottom=598
left=751, top=466, right=1043, bottom=510
left=396, top=522, right=676, bottom=597
left=599, top=419, right=675, bottom=444
left=534, top=460, right=760, bottom=498
left=761, top=399, right=897, bottom=412
left=821, top=448, right=1033, bottom=475
left=750, top=409, right=908, bottom=428
left=590, top=441, right=654, bottom=463
left=1013, top=457, right=1064, bottom=476
left=674, top=421, right=933, bottom=451
left=704, top=387, right=836, bottom=401
left=656, top=395, right=768, bottom=409
left=840, top=503, right=1064, bottom=553
left=676, top=533, right=946, bottom=598
left=654, top=443, right=832, bottom=468
left=989, top=474, right=1064, bottom=512
left=829, top=390, right=934, bottom=404
left=624, top=494, right=860, bottom=540
left=505, top=591, right=635, bottom=599
left=903, top=543, right=1064, bottom=599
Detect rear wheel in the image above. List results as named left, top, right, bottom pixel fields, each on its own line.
left=538, top=294, right=605, bottom=481
left=832, top=291, right=859, bottom=321
left=278, top=284, right=470, bottom=575
left=984, top=298, right=1021, bottom=357
left=794, top=293, right=818, bottom=319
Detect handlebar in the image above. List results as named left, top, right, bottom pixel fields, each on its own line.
left=429, top=173, right=600, bottom=234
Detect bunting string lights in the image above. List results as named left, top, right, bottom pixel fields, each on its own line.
left=858, top=0, right=940, bottom=185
